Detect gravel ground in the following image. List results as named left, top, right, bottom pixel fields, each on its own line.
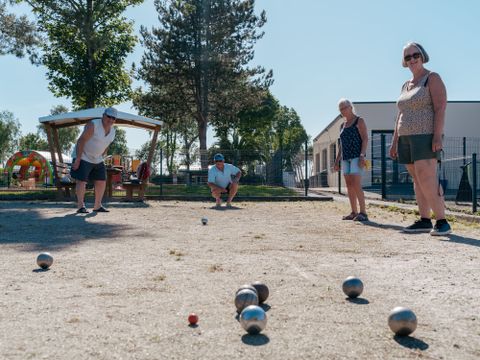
left=0, top=200, right=479, bottom=360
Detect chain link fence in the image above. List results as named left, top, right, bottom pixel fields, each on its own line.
left=0, top=147, right=312, bottom=199
left=318, top=136, right=480, bottom=212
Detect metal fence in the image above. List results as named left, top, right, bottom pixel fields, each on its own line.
left=366, top=135, right=480, bottom=211
left=0, top=146, right=311, bottom=197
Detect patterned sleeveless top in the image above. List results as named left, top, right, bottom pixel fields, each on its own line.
left=396, top=72, right=434, bottom=136
left=340, top=117, right=362, bottom=160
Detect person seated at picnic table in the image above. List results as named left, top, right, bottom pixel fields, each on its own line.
left=207, top=153, right=241, bottom=208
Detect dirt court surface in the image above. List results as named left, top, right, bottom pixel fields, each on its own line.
left=0, top=200, right=479, bottom=360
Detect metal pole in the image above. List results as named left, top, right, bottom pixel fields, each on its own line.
left=473, top=153, right=477, bottom=213
left=381, top=134, right=387, bottom=200
left=160, top=148, right=163, bottom=196
left=338, top=139, right=342, bottom=194
left=462, top=137, right=466, bottom=166
left=304, top=140, right=309, bottom=197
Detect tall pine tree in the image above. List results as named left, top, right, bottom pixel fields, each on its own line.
left=138, top=0, right=271, bottom=168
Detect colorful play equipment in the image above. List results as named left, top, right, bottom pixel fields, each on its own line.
left=4, top=150, right=70, bottom=186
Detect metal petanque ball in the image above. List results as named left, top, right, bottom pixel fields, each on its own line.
left=388, top=307, right=417, bottom=336
left=37, top=252, right=53, bottom=269
left=235, top=284, right=258, bottom=297
left=251, top=281, right=269, bottom=303
left=201, top=217, right=208, bottom=225
left=342, top=276, right=364, bottom=298
left=235, top=289, right=259, bottom=313
left=240, top=305, right=267, bottom=334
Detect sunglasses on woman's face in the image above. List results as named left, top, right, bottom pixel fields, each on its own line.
left=404, top=52, right=421, bottom=62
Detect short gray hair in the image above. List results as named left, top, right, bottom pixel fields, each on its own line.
left=402, top=42, right=429, bottom=67
left=338, top=98, right=355, bottom=114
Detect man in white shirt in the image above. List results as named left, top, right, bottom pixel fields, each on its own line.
left=207, top=153, right=241, bottom=208
left=70, top=107, right=117, bottom=213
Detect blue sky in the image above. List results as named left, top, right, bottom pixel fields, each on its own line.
left=1, top=0, right=479, bottom=151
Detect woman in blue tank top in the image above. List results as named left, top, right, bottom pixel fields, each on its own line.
left=333, top=99, right=369, bottom=221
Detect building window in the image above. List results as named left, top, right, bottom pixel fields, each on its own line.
left=321, top=149, right=328, bottom=171
left=315, top=153, right=320, bottom=174
left=329, top=143, right=336, bottom=168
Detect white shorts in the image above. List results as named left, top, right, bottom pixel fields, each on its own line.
left=341, top=157, right=363, bottom=176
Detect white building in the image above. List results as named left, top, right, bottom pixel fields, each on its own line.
left=312, top=101, right=480, bottom=192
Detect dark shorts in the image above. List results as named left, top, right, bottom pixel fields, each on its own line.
left=70, top=159, right=106, bottom=182
left=398, top=134, right=440, bottom=164
left=211, top=183, right=231, bottom=193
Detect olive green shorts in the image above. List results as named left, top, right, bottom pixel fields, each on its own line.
left=397, top=134, right=440, bottom=164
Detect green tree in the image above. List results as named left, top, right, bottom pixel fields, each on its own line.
left=0, top=110, right=21, bottom=163
left=272, top=106, right=308, bottom=171
left=0, top=0, right=40, bottom=59
left=18, top=132, right=49, bottom=151
left=212, top=89, right=277, bottom=166
left=133, top=85, right=192, bottom=174
left=108, top=127, right=129, bottom=156
left=23, top=0, right=142, bottom=108
left=138, top=0, right=271, bottom=169
left=134, top=140, right=162, bottom=175
left=37, top=105, right=80, bottom=154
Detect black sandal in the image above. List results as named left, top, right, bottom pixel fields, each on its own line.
left=76, top=207, right=89, bottom=214
left=93, top=206, right=109, bottom=213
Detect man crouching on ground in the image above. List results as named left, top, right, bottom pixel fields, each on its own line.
left=207, top=153, right=241, bottom=208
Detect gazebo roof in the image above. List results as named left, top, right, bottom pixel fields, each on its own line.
left=39, top=108, right=162, bottom=130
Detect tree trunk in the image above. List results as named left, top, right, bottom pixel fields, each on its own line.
left=198, top=119, right=208, bottom=170
left=85, top=0, right=95, bottom=108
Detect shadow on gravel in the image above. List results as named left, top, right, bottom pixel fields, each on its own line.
left=441, top=234, right=480, bottom=248
left=210, top=205, right=243, bottom=211
left=0, top=206, right=132, bottom=251
left=32, top=268, right=50, bottom=273
left=241, top=334, right=270, bottom=346
left=346, top=297, right=369, bottom=305
left=260, top=303, right=271, bottom=312
left=394, top=335, right=429, bottom=350
left=358, top=221, right=406, bottom=232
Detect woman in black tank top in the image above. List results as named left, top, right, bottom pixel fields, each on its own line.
left=333, top=99, right=369, bottom=221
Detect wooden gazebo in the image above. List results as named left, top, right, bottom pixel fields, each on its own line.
left=38, top=108, right=162, bottom=199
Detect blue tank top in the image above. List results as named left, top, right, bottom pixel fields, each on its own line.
left=339, top=117, right=362, bottom=160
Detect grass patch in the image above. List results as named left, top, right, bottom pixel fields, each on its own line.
left=0, top=184, right=297, bottom=200
left=146, top=184, right=297, bottom=197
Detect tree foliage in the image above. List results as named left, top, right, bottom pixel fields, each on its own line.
left=108, top=127, right=129, bottom=156
left=18, top=132, right=49, bottom=151
left=138, top=0, right=271, bottom=168
left=23, top=0, right=142, bottom=108
left=210, top=91, right=308, bottom=173
left=134, top=139, right=162, bottom=175
left=0, top=110, right=21, bottom=163
left=0, top=0, right=40, bottom=59
left=37, top=105, right=80, bottom=154
left=272, top=106, right=309, bottom=171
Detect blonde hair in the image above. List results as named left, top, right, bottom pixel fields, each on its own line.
left=338, top=98, right=356, bottom=115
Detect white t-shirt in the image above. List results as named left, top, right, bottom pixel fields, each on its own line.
left=208, top=163, right=240, bottom=188
left=72, top=118, right=116, bottom=164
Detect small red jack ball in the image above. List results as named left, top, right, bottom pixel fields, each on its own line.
left=188, top=313, right=199, bottom=325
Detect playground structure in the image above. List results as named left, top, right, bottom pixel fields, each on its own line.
left=38, top=108, right=162, bottom=199
left=4, top=150, right=72, bottom=188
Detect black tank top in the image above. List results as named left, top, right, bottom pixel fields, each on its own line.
left=339, top=117, right=362, bottom=160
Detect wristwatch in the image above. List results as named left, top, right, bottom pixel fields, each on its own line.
left=359, top=153, right=366, bottom=158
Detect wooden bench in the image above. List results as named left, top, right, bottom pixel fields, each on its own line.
left=122, top=182, right=146, bottom=201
